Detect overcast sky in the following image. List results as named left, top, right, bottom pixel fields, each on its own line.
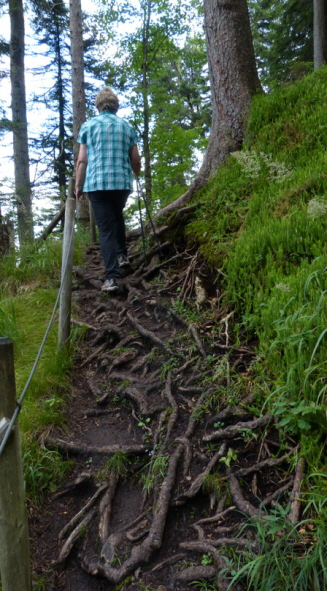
left=0, top=0, right=101, bottom=222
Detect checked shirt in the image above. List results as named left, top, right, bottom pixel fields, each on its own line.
left=77, top=111, right=138, bottom=192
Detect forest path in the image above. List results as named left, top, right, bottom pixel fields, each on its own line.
left=30, top=240, right=300, bottom=591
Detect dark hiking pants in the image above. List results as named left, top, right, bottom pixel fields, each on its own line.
left=88, top=190, right=130, bottom=280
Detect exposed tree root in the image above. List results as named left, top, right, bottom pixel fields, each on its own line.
left=288, top=456, right=305, bottom=524
left=129, top=349, right=155, bottom=373
left=139, top=254, right=182, bottom=281
left=195, top=506, right=236, bottom=526
left=175, top=443, right=227, bottom=505
left=109, top=349, right=138, bottom=373
left=57, top=507, right=97, bottom=564
left=151, top=553, right=186, bottom=572
left=189, top=323, right=206, bottom=358
left=161, top=371, right=178, bottom=450
left=58, top=483, right=107, bottom=544
left=46, top=437, right=146, bottom=456
left=209, top=392, right=258, bottom=424
left=262, top=477, right=294, bottom=506
left=232, top=448, right=296, bottom=478
left=127, top=312, right=168, bottom=351
left=229, top=474, right=259, bottom=518
left=99, top=473, right=119, bottom=544
left=203, top=414, right=273, bottom=442
left=48, top=244, right=308, bottom=589
left=81, top=344, right=106, bottom=368
left=175, top=565, right=216, bottom=582
left=80, top=444, right=184, bottom=584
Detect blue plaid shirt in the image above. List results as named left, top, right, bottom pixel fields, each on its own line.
left=77, top=111, right=138, bottom=192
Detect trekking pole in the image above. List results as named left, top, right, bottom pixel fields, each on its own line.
left=136, top=178, right=146, bottom=257
left=136, top=178, right=163, bottom=259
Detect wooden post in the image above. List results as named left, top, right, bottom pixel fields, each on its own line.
left=58, top=178, right=76, bottom=349
left=0, top=338, right=31, bottom=591
left=89, top=198, right=97, bottom=243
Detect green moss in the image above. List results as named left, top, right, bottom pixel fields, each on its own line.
left=186, top=67, right=327, bottom=478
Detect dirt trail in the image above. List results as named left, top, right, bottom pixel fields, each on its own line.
left=30, top=241, right=301, bottom=591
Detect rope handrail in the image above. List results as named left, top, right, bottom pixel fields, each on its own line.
left=0, top=200, right=76, bottom=456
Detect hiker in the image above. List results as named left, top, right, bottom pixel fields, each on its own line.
left=75, top=87, right=141, bottom=292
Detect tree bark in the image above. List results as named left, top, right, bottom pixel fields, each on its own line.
left=55, top=18, right=67, bottom=201
left=69, top=0, right=89, bottom=221
left=142, top=0, right=152, bottom=203
left=313, top=0, right=327, bottom=69
left=155, top=0, right=261, bottom=218
left=9, top=0, right=34, bottom=246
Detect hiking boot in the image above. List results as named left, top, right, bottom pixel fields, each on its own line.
left=117, top=254, right=130, bottom=268
left=101, top=278, right=118, bottom=292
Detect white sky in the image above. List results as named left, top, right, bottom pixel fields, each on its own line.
left=0, top=0, right=102, bottom=226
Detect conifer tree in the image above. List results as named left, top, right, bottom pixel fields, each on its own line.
left=30, top=0, right=73, bottom=203
left=249, top=0, right=313, bottom=87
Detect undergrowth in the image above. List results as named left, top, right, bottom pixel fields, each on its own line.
left=186, top=67, right=327, bottom=589
left=0, top=229, right=88, bottom=502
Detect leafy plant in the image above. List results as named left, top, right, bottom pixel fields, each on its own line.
left=23, top=444, right=72, bottom=503
left=219, top=448, right=238, bottom=468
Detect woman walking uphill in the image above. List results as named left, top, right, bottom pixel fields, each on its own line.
left=76, top=87, right=141, bottom=292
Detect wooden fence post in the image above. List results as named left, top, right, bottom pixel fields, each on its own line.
left=0, top=338, right=31, bottom=591
left=58, top=178, right=76, bottom=349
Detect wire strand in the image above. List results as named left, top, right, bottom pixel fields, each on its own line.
left=0, top=203, right=76, bottom=456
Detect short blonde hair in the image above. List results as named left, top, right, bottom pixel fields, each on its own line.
left=95, top=87, right=119, bottom=113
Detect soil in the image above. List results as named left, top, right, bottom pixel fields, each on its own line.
left=29, top=239, right=300, bottom=591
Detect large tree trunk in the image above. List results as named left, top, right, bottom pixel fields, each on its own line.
left=9, top=0, right=34, bottom=246
left=156, top=0, right=261, bottom=218
left=142, top=0, right=152, bottom=203
left=69, top=0, right=89, bottom=221
left=55, top=18, right=67, bottom=202
left=313, top=0, right=327, bottom=68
